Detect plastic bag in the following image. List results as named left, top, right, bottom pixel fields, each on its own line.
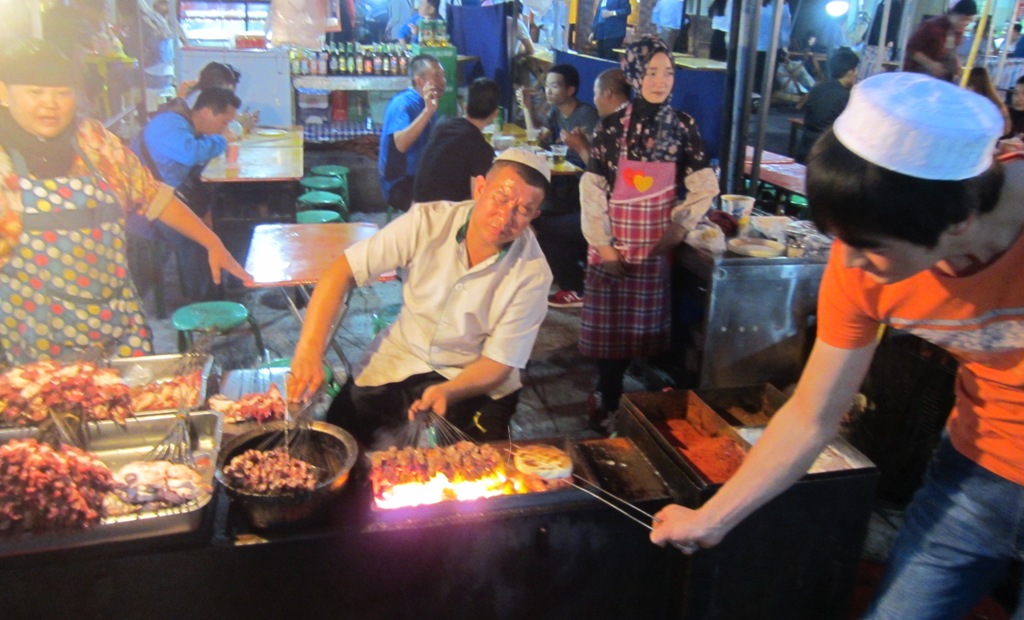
left=269, top=0, right=327, bottom=49
left=685, top=219, right=727, bottom=255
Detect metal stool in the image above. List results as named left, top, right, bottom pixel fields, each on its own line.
left=172, top=301, right=266, bottom=360
left=296, top=209, right=342, bottom=224
left=258, top=357, right=342, bottom=398
left=296, top=190, right=348, bottom=220
left=310, top=164, right=350, bottom=207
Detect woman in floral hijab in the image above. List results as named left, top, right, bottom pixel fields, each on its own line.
left=579, top=35, right=719, bottom=432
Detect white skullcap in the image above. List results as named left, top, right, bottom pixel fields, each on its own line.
left=495, top=148, right=552, bottom=183
left=832, top=72, right=1003, bottom=180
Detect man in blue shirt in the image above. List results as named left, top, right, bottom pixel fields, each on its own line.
left=589, top=0, right=631, bottom=60
left=379, top=54, right=445, bottom=211
left=134, top=87, right=240, bottom=300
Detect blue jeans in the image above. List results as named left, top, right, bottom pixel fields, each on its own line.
left=864, top=437, right=1024, bottom=619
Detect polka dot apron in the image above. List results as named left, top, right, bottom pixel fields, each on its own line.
left=0, top=142, right=153, bottom=363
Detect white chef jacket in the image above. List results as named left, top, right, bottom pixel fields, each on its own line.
left=344, top=200, right=553, bottom=399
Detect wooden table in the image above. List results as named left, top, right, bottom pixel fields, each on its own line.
left=744, top=160, right=807, bottom=215
left=745, top=145, right=796, bottom=165
left=201, top=127, right=304, bottom=182
left=744, top=161, right=806, bottom=196
left=245, top=222, right=380, bottom=371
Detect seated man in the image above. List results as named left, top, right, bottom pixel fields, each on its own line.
left=413, top=78, right=500, bottom=203
left=518, top=64, right=599, bottom=308
left=133, top=86, right=240, bottom=300
left=562, top=67, right=630, bottom=166
left=397, top=0, right=441, bottom=45
left=795, top=47, right=859, bottom=163
left=289, top=150, right=553, bottom=448
left=378, top=54, right=444, bottom=212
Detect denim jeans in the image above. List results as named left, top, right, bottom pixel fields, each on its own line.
left=864, top=437, right=1024, bottom=619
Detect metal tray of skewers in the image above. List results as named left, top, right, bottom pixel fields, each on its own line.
left=0, top=411, right=223, bottom=557
left=111, top=353, right=215, bottom=415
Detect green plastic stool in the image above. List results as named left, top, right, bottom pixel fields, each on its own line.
left=172, top=301, right=265, bottom=360
left=297, top=209, right=342, bottom=224
left=296, top=190, right=348, bottom=219
left=259, top=358, right=341, bottom=399
left=310, top=164, right=350, bottom=206
left=299, top=175, right=345, bottom=197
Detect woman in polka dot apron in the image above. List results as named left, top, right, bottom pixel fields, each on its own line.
left=0, top=41, right=251, bottom=364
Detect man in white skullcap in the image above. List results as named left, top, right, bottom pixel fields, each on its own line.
left=289, top=149, right=553, bottom=447
left=651, top=73, right=1023, bottom=618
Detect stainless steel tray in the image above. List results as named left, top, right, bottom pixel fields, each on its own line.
left=0, top=411, right=223, bottom=557
left=109, top=353, right=215, bottom=415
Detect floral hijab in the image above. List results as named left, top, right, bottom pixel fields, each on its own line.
left=620, top=35, right=685, bottom=161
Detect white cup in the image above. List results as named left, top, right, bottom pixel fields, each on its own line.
left=721, top=194, right=755, bottom=236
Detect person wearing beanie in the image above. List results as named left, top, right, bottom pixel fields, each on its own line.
left=651, top=72, right=1022, bottom=619
left=288, top=149, right=553, bottom=448
left=0, top=40, right=250, bottom=363
left=903, top=0, right=978, bottom=81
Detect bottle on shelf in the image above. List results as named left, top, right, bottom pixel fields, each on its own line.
left=346, top=41, right=358, bottom=74
left=355, top=44, right=365, bottom=75
left=299, top=49, right=310, bottom=75
left=318, top=47, right=328, bottom=75
left=372, top=44, right=383, bottom=75
left=363, top=45, right=374, bottom=75
left=328, top=44, right=339, bottom=75
left=397, top=44, right=409, bottom=75
left=289, top=48, right=301, bottom=75
left=381, top=43, right=391, bottom=75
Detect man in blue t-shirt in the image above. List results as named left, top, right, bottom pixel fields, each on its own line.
left=133, top=87, right=239, bottom=300
left=378, top=54, right=444, bottom=211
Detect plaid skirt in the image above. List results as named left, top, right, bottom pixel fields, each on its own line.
left=579, top=254, right=671, bottom=359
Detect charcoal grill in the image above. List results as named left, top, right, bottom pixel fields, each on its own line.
left=620, top=388, right=879, bottom=620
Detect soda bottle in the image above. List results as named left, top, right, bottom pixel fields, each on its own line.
left=355, top=45, right=364, bottom=75
left=346, top=42, right=356, bottom=75
left=373, top=44, right=383, bottom=74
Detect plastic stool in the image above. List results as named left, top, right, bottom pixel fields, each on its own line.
left=310, top=165, right=350, bottom=206
left=172, top=301, right=265, bottom=360
left=296, top=209, right=342, bottom=224
left=259, top=357, right=341, bottom=399
left=296, top=190, right=348, bottom=219
left=299, top=175, right=345, bottom=198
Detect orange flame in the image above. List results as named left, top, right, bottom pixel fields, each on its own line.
left=375, top=471, right=528, bottom=510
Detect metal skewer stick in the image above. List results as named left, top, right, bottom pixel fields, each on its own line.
left=571, top=475, right=699, bottom=554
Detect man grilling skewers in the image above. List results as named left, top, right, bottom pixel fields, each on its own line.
left=651, top=73, right=1024, bottom=618
left=289, top=150, right=552, bottom=449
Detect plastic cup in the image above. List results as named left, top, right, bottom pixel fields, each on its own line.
left=551, top=144, right=568, bottom=166
left=226, top=142, right=240, bottom=167
left=721, top=194, right=755, bottom=236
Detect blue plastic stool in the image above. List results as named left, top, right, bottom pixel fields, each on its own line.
left=172, top=301, right=265, bottom=360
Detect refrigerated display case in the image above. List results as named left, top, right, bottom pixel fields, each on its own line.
left=179, top=1, right=270, bottom=47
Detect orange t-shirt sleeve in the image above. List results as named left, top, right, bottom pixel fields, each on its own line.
left=817, top=241, right=881, bottom=350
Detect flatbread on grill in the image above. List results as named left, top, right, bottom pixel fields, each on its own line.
left=513, top=444, right=572, bottom=480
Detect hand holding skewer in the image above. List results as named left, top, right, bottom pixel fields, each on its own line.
left=650, top=504, right=724, bottom=554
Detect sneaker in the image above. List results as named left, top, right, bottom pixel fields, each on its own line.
left=548, top=290, right=584, bottom=308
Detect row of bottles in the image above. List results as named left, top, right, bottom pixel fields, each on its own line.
left=290, top=43, right=411, bottom=77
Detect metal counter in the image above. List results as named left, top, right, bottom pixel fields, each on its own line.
left=675, top=242, right=827, bottom=389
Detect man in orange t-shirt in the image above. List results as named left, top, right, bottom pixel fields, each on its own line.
left=650, top=72, right=1022, bottom=618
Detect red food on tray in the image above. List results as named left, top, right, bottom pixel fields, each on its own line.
left=0, top=439, right=115, bottom=532
left=664, top=419, right=746, bottom=484
left=128, top=370, right=203, bottom=412
left=0, top=360, right=132, bottom=427
left=208, top=383, right=286, bottom=424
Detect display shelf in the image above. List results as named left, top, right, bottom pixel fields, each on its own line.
left=292, top=75, right=410, bottom=91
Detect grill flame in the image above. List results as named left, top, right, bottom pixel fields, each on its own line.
left=375, top=472, right=524, bottom=510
